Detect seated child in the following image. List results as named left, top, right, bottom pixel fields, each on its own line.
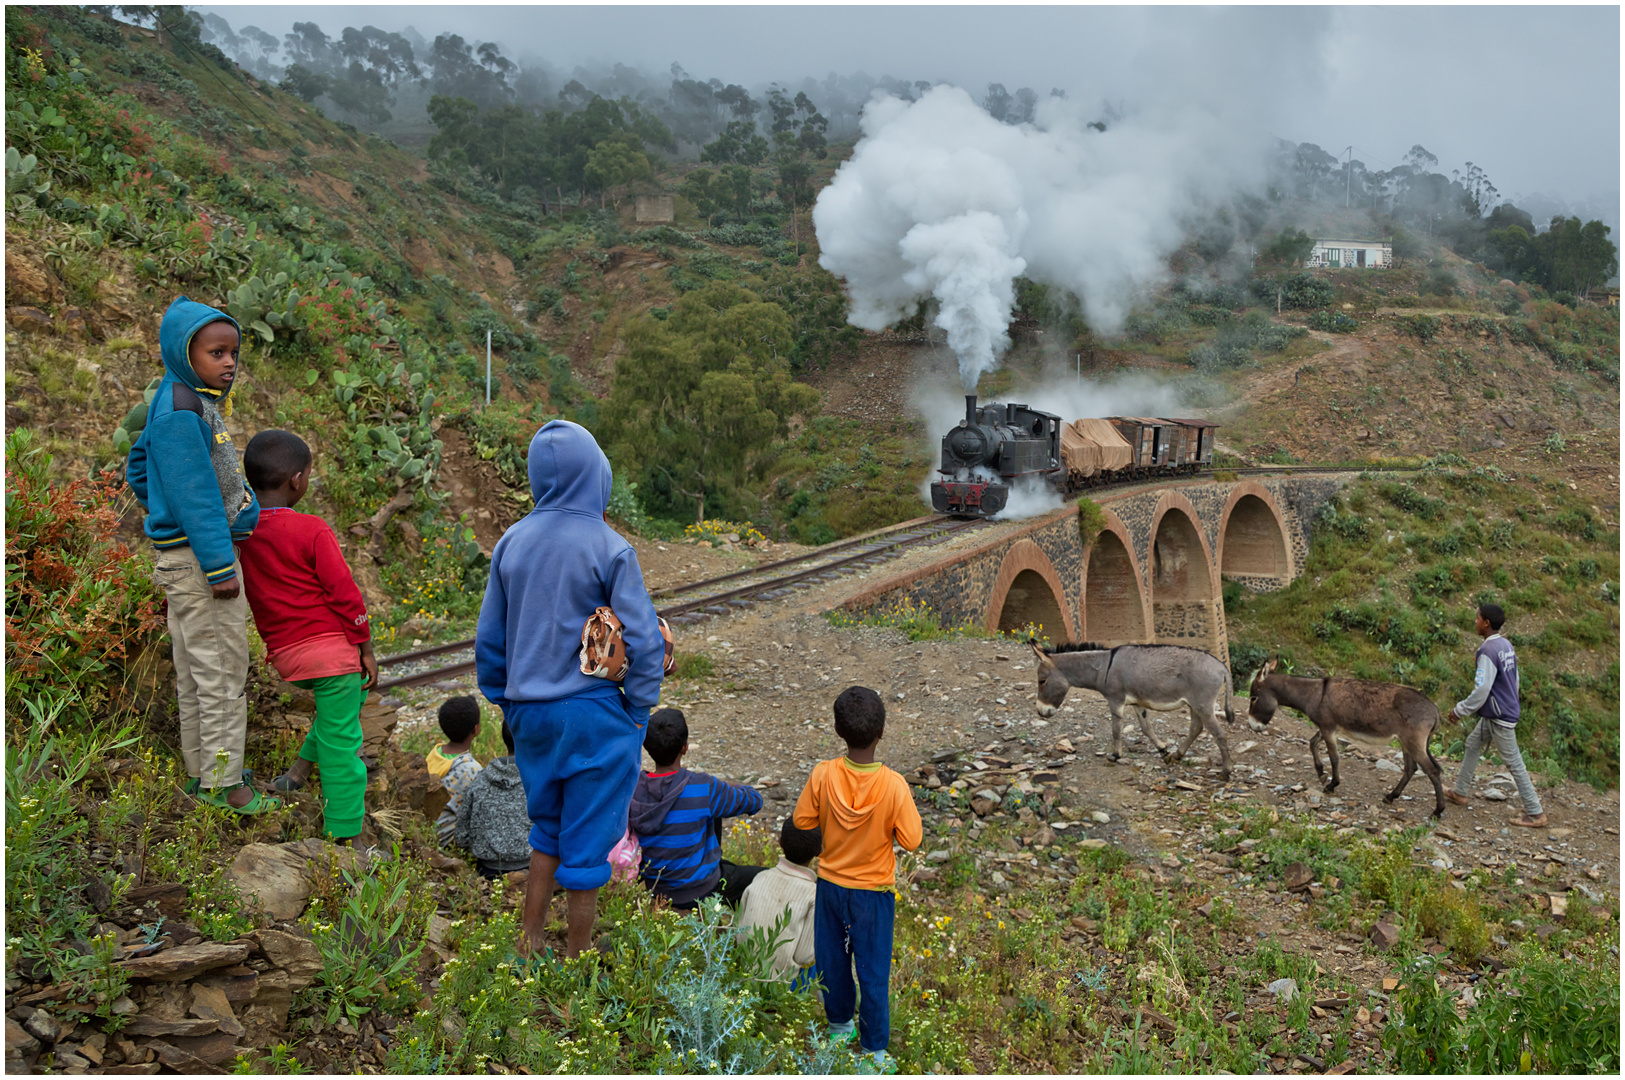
left=430, top=696, right=484, bottom=845
left=793, top=686, right=922, bottom=1068
left=736, top=817, right=822, bottom=982
left=628, top=708, right=765, bottom=909
left=453, top=720, right=532, bottom=879
left=237, top=430, right=374, bottom=842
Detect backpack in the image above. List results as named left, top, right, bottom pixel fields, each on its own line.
left=579, top=606, right=675, bottom=681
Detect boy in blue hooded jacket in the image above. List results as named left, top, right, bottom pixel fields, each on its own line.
left=476, top=420, right=664, bottom=958
left=127, top=297, right=277, bottom=814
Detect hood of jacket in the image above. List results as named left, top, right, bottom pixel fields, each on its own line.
left=157, top=295, right=241, bottom=402
left=628, top=768, right=691, bottom=836
left=481, top=756, right=523, bottom=788
left=528, top=420, right=611, bottom=517
left=822, top=760, right=894, bottom=832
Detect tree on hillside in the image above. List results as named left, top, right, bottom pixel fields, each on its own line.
left=1259, top=227, right=1314, bottom=268
left=1543, top=217, right=1619, bottom=296
left=428, top=33, right=512, bottom=109
left=775, top=159, right=814, bottom=257
left=584, top=139, right=651, bottom=208
left=702, top=119, right=769, bottom=166
left=280, top=63, right=331, bottom=104
left=602, top=283, right=820, bottom=523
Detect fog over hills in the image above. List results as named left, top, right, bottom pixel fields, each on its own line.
left=195, top=4, right=1618, bottom=224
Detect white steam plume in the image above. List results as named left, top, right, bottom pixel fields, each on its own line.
left=814, top=84, right=1270, bottom=390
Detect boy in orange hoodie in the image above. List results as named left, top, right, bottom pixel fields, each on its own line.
left=793, top=686, right=922, bottom=1068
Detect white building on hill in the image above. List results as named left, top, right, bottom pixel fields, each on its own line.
left=1305, top=237, right=1393, bottom=269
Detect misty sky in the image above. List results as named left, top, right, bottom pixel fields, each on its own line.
left=198, top=4, right=1619, bottom=211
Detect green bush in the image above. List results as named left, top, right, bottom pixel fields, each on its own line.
left=1251, top=272, right=1334, bottom=310
left=1307, top=309, right=1358, bottom=333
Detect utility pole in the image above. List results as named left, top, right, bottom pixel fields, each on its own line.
left=485, top=329, right=492, bottom=407
left=1345, top=146, right=1353, bottom=209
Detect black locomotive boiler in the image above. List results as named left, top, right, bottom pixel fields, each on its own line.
left=930, top=396, right=1063, bottom=517
left=930, top=394, right=1218, bottom=518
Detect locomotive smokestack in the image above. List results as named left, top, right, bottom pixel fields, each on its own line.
left=965, top=394, right=977, bottom=428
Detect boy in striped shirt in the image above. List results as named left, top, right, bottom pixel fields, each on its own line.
left=628, top=708, right=765, bottom=908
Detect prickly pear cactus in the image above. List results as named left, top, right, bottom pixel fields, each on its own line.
left=110, top=377, right=163, bottom=457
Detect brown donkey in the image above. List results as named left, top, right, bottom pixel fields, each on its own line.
left=1246, top=660, right=1446, bottom=818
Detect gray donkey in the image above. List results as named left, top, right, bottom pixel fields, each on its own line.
left=1033, top=642, right=1235, bottom=780
left=1245, top=660, right=1446, bottom=818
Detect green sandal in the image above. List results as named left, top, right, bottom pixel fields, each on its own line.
left=183, top=769, right=252, bottom=797
left=199, top=784, right=283, bottom=816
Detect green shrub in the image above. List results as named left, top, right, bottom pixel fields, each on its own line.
left=1307, top=309, right=1358, bottom=333
left=1251, top=272, right=1334, bottom=310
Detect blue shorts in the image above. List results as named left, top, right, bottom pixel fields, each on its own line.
left=507, top=683, right=646, bottom=891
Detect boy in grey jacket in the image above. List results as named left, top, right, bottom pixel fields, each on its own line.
left=1445, top=603, right=1546, bottom=827
left=453, top=721, right=533, bottom=878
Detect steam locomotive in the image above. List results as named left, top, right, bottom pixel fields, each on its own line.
left=930, top=394, right=1218, bottom=518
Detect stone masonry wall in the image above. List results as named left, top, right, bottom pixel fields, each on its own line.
left=837, top=475, right=1352, bottom=656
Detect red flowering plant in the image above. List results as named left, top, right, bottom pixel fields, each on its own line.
left=4, top=430, right=165, bottom=731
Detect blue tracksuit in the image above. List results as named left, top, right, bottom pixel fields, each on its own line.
left=628, top=768, right=763, bottom=904
left=125, top=297, right=259, bottom=583
left=474, top=420, right=664, bottom=890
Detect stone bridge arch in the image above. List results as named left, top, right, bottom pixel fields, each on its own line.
left=1148, top=492, right=1224, bottom=660
left=1078, top=513, right=1150, bottom=645
left=987, top=539, right=1077, bottom=644
left=1218, top=482, right=1293, bottom=588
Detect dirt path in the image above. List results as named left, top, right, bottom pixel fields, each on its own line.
left=387, top=583, right=1621, bottom=906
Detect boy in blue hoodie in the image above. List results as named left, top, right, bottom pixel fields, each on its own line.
left=475, top=420, right=665, bottom=959
left=127, top=297, right=276, bottom=814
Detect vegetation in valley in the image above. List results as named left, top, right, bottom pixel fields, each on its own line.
left=4, top=7, right=1619, bottom=1076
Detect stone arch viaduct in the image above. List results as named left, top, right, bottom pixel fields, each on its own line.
left=838, top=476, right=1349, bottom=668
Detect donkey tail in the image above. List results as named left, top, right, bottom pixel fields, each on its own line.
left=1425, top=706, right=1443, bottom=773
left=1222, top=693, right=1236, bottom=726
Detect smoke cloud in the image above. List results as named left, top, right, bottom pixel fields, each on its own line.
left=814, top=84, right=1271, bottom=389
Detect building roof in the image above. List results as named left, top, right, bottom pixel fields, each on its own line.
left=1312, top=237, right=1393, bottom=245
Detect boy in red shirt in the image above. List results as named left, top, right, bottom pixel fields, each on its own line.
left=237, top=430, right=376, bottom=848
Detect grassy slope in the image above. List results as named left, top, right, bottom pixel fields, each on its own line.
left=1225, top=464, right=1620, bottom=787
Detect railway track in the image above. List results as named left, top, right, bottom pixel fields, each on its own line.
left=372, top=462, right=1401, bottom=692
left=374, top=514, right=987, bottom=691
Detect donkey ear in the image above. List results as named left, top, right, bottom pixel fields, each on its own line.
left=1263, top=658, right=1278, bottom=675
left=1030, top=642, right=1053, bottom=667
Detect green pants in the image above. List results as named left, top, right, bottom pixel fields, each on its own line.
left=292, top=672, right=368, bottom=840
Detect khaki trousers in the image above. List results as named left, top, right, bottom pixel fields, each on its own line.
left=153, top=548, right=248, bottom=790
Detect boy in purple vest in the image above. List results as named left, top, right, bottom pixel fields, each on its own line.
left=1444, top=603, right=1546, bottom=827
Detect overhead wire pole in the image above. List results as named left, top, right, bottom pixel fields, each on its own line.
left=1345, top=145, right=1353, bottom=208
left=485, top=329, right=492, bottom=407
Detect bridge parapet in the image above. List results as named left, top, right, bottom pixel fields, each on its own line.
left=835, top=475, right=1350, bottom=663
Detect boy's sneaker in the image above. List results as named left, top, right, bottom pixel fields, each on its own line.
left=866, top=1049, right=898, bottom=1074
left=826, top=1020, right=856, bottom=1046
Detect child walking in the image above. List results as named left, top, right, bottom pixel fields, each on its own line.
left=126, top=297, right=269, bottom=812
left=793, top=686, right=922, bottom=1069
left=1445, top=603, right=1546, bottom=827
left=236, top=430, right=375, bottom=847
